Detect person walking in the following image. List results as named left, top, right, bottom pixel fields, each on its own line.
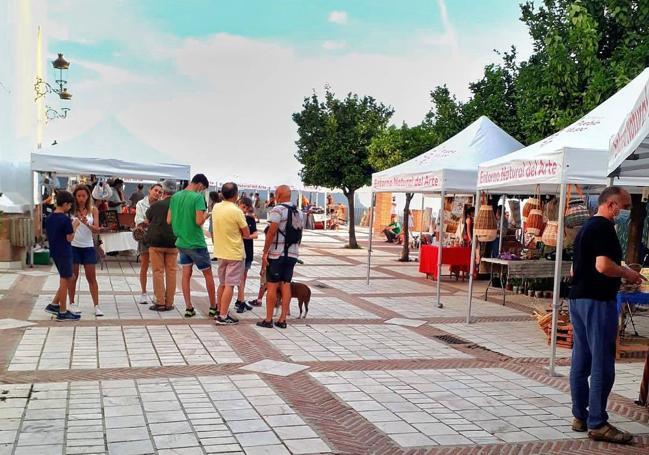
left=168, top=173, right=217, bottom=317
left=235, top=196, right=258, bottom=313
left=44, top=191, right=81, bottom=321
left=135, top=183, right=163, bottom=305
left=257, top=185, right=303, bottom=329
left=569, top=186, right=644, bottom=444
left=146, top=180, right=178, bottom=311
left=68, top=185, right=103, bottom=316
left=212, top=182, right=250, bottom=324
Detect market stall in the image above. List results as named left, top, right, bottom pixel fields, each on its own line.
left=467, top=67, right=649, bottom=376
left=368, top=116, right=524, bottom=308
left=607, top=68, right=649, bottom=401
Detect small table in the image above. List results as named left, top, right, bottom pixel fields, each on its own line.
left=418, top=245, right=471, bottom=280
left=481, top=258, right=572, bottom=305
left=100, top=231, right=138, bottom=253
left=617, top=292, right=649, bottom=404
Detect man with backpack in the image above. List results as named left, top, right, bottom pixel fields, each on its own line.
left=257, top=185, right=303, bottom=329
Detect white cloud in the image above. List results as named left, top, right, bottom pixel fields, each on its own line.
left=421, top=0, right=458, bottom=51
left=328, top=10, right=348, bottom=25
left=322, top=40, right=347, bottom=51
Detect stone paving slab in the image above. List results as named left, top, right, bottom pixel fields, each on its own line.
left=431, top=320, right=572, bottom=358
left=0, top=375, right=330, bottom=455
left=9, top=325, right=241, bottom=371
left=255, top=324, right=472, bottom=362
left=0, top=274, right=17, bottom=291
left=310, top=368, right=649, bottom=447
left=367, top=295, right=529, bottom=319
left=557, top=362, right=644, bottom=401
left=294, top=264, right=390, bottom=279
left=234, top=296, right=380, bottom=320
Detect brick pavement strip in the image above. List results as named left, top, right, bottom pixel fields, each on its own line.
left=0, top=230, right=649, bottom=454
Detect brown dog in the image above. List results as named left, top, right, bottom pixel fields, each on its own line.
left=272, top=282, right=312, bottom=319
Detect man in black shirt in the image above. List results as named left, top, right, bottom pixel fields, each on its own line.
left=569, top=186, right=644, bottom=443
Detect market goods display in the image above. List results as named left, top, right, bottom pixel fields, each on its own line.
left=474, top=198, right=497, bottom=242
left=544, top=197, right=559, bottom=221
left=508, top=199, right=521, bottom=227
left=522, top=196, right=541, bottom=221
left=565, top=184, right=590, bottom=228
left=525, top=208, right=544, bottom=236
left=541, top=220, right=559, bottom=247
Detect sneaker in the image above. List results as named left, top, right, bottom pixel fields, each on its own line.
left=139, top=294, right=151, bottom=305
left=94, top=307, right=104, bottom=317
left=208, top=308, right=218, bottom=318
left=215, top=314, right=239, bottom=325
left=274, top=320, right=287, bottom=329
left=256, top=319, right=273, bottom=328
left=235, top=302, right=246, bottom=314
left=56, top=310, right=81, bottom=321
left=44, top=303, right=60, bottom=315
left=243, top=301, right=253, bottom=311
left=248, top=299, right=262, bottom=307
left=185, top=308, right=196, bottom=318
left=69, top=302, right=82, bottom=314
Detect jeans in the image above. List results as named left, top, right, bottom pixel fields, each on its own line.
left=569, top=298, right=618, bottom=429
left=149, top=247, right=178, bottom=308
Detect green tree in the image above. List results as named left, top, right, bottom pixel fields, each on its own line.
left=424, top=86, right=467, bottom=142
left=293, top=88, right=394, bottom=248
left=368, top=123, right=437, bottom=261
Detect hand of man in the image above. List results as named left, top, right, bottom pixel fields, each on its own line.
left=623, top=267, right=646, bottom=285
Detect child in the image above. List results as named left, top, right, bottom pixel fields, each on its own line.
left=44, top=190, right=81, bottom=321
left=247, top=225, right=269, bottom=307
left=235, top=197, right=258, bottom=313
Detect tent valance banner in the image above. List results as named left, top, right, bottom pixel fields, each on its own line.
left=371, top=116, right=523, bottom=194
left=608, top=68, right=649, bottom=178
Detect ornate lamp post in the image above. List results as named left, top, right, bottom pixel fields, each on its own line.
left=34, top=53, right=72, bottom=121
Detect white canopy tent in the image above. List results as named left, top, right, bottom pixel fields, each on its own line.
left=367, top=116, right=524, bottom=308
left=467, top=68, right=649, bottom=376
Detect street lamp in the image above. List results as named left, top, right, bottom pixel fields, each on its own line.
left=34, top=53, right=72, bottom=121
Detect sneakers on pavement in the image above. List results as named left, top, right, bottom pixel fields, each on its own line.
left=248, top=299, right=262, bottom=307
left=274, top=320, right=287, bottom=329
left=208, top=308, right=218, bottom=318
left=57, top=310, right=81, bottom=321
left=215, top=314, right=239, bottom=325
left=185, top=308, right=196, bottom=318
left=139, top=293, right=152, bottom=305
left=256, top=319, right=273, bottom=328
left=44, top=303, right=60, bottom=315
left=94, top=306, right=104, bottom=317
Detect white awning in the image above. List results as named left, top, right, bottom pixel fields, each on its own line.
left=371, top=116, right=523, bottom=193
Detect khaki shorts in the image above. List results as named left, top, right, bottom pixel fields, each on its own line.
left=218, top=259, right=245, bottom=286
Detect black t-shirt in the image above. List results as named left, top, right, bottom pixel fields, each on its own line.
left=145, top=199, right=176, bottom=248
left=244, top=215, right=257, bottom=263
left=569, top=216, right=622, bottom=301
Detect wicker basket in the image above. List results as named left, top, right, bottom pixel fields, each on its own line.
left=545, top=197, right=559, bottom=222
left=508, top=199, right=521, bottom=228
left=474, top=203, right=497, bottom=242
left=541, top=221, right=559, bottom=247
left=525, top=209, right=544, bottom=236
left=565, top=184, right=590, bottom=228
left=523, top=197, right=541, bottom=221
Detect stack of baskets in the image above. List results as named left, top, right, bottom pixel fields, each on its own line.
left=474, top=196, right=497, bottom=242
left=542, top=197, right=560, bottom=247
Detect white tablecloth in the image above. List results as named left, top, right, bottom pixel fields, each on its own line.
left=100, top=232, right=138, bottom=253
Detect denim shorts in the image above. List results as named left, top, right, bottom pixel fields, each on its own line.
left=72, top=246, right=97, bottom=265
left=52, top=254, right=73, bottom=278
left=178, top=247, right=211, bottom=271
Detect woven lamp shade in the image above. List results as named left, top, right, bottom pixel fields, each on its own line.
left=508, top=199, right=521, bottom=228
left=525, top=209, right=544, bottom=236
left=541, top=221, right=559, bottom=247
left=474, top=204, right=497, bottom=242
left=522, top=197, right=541, bottom=220
left=545, top=197, right=559, bottom=222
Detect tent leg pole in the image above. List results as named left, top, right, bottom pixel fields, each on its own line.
left=549, top=183, right=567, bottom=376
left=467, top=190, right=480, bottom=324
left=418, top=194, right=424, bottom=258
left=435, top=190, right=445, bottom=308
left=498, top=195, right=506, bottom=256
left=366, top=192, right=375, bottom=285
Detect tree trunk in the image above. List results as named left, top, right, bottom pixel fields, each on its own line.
left=626, top=193, right=645, bottom=264
left=345, top=190, right=359, bottom=248
left=399, top=193, right=414, bottom=262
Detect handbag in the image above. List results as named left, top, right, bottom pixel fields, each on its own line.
left=564, top=184, right=590, bottom=228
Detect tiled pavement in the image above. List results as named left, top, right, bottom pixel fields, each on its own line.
left=0, top=227, right=649, bottom=454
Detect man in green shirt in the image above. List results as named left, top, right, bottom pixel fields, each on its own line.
left=167, top=173, right=216, bottom=317
left=383, top=214, right=402, bottom=243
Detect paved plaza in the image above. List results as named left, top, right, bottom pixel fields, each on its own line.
left=0, top=227, right=648, bottom=454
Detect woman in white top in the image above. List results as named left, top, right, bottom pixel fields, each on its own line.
left=69, top=185, right=103, bottom=316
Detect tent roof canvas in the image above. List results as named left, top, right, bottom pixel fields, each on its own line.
left=478, top=68, right=649, bottom=194
left=32, top=117, right=190, bottom=180
left=371, top=116, right=523, bottom=193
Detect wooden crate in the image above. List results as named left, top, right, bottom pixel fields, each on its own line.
left=545, top=323, right=573, bottom=348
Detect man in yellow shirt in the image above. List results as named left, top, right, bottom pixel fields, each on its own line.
left=212, top=182, right=250, bottom=325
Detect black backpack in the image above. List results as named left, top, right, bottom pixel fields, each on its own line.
left=275, top=203, right=303, bottom=256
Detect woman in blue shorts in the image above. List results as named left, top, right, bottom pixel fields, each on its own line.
left=69, top=185, right=103, bottom=317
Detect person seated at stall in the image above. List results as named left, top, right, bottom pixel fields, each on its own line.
left=383, top=214, right=402, bottom=243
left=107, top=178, right=127, bottom=210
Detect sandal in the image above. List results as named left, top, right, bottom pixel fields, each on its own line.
left=588, top=423, right=633, bottom=444
left=571, top=418, right=586, bottom=432
left=149, top=305, right=171, bottom=312
left=184, top=308, right=196, bottom=318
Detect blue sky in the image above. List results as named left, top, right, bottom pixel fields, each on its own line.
left=43, top=0, right=531, bottom=185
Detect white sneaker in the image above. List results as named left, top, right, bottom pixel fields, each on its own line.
left=138, top=294, right=151, bottom=305
left=94, top=306, right=104, bottom=317
left=69, top=302, right=82, bottom=314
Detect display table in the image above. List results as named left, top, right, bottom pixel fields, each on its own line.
left=482, top=258, right=572, bottom=305
left=419, top=245, right=471, bottom=280
left=312, top=213, right=332, bottom=230
left=100, top=231, right=138, bottom=253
